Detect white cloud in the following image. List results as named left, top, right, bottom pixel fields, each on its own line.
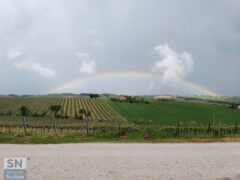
left=12, top=60, right=56, bottom=78
left=148, top=81, right=154, bottom=90
left=153, top=43, right=194, bottom=81
left=76, top=52, right=90, bottom=59
left=79, top=61, right=96, bottom=74
left=7, top=49, right=23, bottom=59
left=92, top=41, right=104, bottom=47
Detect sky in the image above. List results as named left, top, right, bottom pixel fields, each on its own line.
left=0, top=0, right=239, bottom=96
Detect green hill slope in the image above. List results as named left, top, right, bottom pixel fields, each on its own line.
left=0, top=97, right=125, bottom=121
left=107, top=100, right=240, bottom=126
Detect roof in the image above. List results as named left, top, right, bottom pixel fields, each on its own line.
left=154, top=96, right=175, bottom=100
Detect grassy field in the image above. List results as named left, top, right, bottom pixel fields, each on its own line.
left=107, top=100, right=240, bottom=126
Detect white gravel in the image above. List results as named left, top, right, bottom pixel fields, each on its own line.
left=0, top=143, right=240, bottom=180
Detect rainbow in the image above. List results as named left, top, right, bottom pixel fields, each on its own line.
left=45, top=71, right=221, bottom=97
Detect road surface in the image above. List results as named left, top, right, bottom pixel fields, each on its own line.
left=0, top=143, right=240, bottom=180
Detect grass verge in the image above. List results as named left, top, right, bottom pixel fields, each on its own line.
left=1, top=132, right=240, bottom=144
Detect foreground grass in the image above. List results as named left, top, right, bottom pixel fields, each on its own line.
left=1, top=132, right=240, bottom=144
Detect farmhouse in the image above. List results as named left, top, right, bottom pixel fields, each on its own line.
left=119, top=96, right=127, bottom=101
left=154, top=95, right=175, bottom=101
left=237, top=105, right=240, bottom=110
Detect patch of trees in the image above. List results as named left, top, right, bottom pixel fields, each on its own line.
left=8, top=94, right=19, bottom=97
left=110, top=96, right=150, bottom=104
left=229, top=103, right=240, bottom=110
left=79, top=93, right=100, bottom=99
left=184, top=97, right=232, bottom=105
left=207, top=100, right=230, bottom=105
left=89, top=94, right=100, bottom=99
left=156, top=99, right=175, bottom=102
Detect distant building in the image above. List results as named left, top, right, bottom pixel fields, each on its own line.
left=119, top=96, right=127, bottom=101
left=237, top=105, right=240, bottom=110
left=154, top=95, right=175, bottom=101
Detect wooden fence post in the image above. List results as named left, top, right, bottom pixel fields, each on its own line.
left=23, top=116, right=27, bottom=135
left=67, top=118, right=70, bottom=135
left=86, top=117, right=89, bottom=136
left=218, top=120, right=221, bottom=136
left=118, top=121, right=121, bottom=138
left=212, top=112, right=215, bottom=126
left=42, top=118, right=46, bottom=133
left=177, top=120, right=180, bottom=138
left=8, top=122, right=11, bottom=134
left=234, top=120, right=238, bottom=135
left=147, top=120, right=150, bottom=137
left=54, top=118, right=58, bottom=136
left=207, top=120, right=211, bottom=134
left=93, top=119, right=96, bottom=136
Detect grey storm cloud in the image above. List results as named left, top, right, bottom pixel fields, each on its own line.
left=0, top=0, right=239, bottom=96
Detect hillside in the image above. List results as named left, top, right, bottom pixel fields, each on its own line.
left=107, top=100, right=240, bottom=126
left=0, top=97, right=125, bottom=121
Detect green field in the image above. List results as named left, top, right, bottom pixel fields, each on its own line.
left=1, top=96, right=240, bottom=143
left=1, top=96, right=240, bottom=126
left=107, top=100, right=240, bottom=126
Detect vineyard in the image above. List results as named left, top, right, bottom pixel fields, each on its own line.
left=1, top=96, right=240, bottom=143
left=0, top=97, right=125, bottom=122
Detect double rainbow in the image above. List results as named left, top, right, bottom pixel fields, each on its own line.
left=45, top=71, right=220, bottom=97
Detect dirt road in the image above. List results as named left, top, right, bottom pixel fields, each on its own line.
left=0, top=143, right=240, bottom=180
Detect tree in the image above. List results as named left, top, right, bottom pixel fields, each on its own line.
left=79, top=108, right=91, bottom=135
left=89, top=94, right=100, bottom=99
left=79, top=108, right=86, bottom=119
left=50, top=105, right=62, bottom=136
left=20, top=105, right=30, bottom=135
left=50, top=105, right=61, bottom=117
left=20, top=106, right=30, bottom=117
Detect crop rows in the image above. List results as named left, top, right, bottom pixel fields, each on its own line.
left=0, top=97, right=125, bottom=122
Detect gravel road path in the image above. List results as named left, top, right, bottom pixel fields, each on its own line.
left=0, top=143, right=240, bottom=180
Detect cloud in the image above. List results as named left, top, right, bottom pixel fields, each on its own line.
left=7, top=49, right=23, bottom=59
left=79, top=61, right=96, bottom=74
left=87, top=29, right=97, bottom=35
left=153, top=43, right=194, bottom=81
left=76, top=52, right=90, bottom=59
left=92, top=41, right=104, bottom=47
left=76, top=52, right=96, bottom=74
left=12, top=60, right=56, bottom=78
left=148, top=81, right=154, bottom=90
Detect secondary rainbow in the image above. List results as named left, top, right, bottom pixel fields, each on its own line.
left=45, top=71, right=221, bottom=97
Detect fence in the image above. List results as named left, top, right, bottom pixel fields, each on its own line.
left=0, top=117, right=137, bottom=137
left=0, top=117, right=239, bottom=138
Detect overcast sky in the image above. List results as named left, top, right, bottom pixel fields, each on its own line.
left=0, top=0, right=239, bottom=96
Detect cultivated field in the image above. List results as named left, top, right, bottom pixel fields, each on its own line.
left=0, top=96, right=240, bottom=143
left=108, top=100, right=240, bottom=126
left=0, top=97, right=125, bottom=121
